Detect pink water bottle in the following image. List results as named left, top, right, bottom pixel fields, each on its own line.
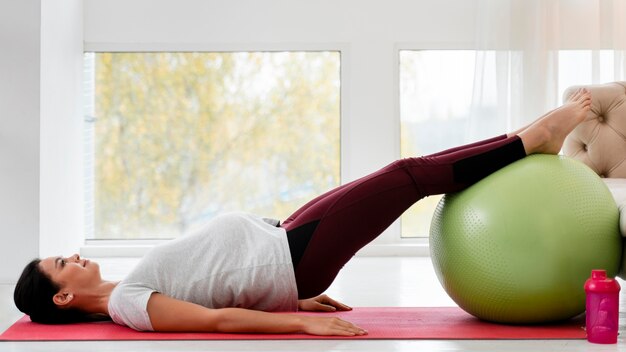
left=584, top=269, right=621, bottom=344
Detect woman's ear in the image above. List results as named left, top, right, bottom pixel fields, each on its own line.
left=52, top=292, right=74, bottom=307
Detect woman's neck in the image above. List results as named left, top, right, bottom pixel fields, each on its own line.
left=75, top=280, right=119, bottom=315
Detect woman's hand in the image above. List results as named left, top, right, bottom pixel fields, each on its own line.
left=146, top=292, right=366, bottom=336
left=297, top=295, right=366, bottom=336
left=298, top=294, right=352, bottom=312
left=300, top=315, right=368, bottom=336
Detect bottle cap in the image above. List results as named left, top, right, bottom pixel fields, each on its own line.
left=584, top=269, right=621, bottom=293
left=591, top=270, right=607, bottom=280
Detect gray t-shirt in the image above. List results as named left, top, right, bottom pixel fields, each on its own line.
left=107, top=212, right=298, bottom=331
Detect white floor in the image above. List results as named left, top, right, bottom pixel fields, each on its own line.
left=1, top=257, right=625, bottom=351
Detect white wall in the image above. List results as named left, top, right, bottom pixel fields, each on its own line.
left=40, top=0, right=84, bottom=258
left=0, top=0, right=83, bottom=284
left=0, top=0, right=41, bottom=283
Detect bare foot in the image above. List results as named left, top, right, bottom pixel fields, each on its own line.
left=506, top=110, right=553, bottom=138
left=506, top=88, right=586, bottom=138
left=518, top=89, right=591, bottom=155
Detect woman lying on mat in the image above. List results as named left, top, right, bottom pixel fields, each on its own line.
left=14, top=89, right=592, bottom=336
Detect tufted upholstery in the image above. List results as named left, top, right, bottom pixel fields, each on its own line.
left=562, top=82, right=626, bottom=278
left=562, top=81, right=626, bottom=178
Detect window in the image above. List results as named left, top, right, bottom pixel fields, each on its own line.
left=399, top=49, right=624, bottom=238
left=84, top=52, right=341, bottom=239
left=558, top=50, right=624, bottom=98
left=399, top=50, right=486, bottom=238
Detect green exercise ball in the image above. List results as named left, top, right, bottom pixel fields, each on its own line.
left=429, top=154, right=622, bottom=324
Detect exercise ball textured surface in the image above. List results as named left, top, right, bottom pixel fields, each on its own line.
left=430, top=154, right=622, bottom=324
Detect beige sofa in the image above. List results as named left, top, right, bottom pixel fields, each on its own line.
left=562, top=82, right=626, bottom=278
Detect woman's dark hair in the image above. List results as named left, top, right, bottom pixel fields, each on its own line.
left=14, top=259, right=104, bottom=324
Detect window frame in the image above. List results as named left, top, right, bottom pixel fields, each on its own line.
left=83, top=48, right=343, bottom=241
left=81, top=42, right=481, bottom=258
left=82, top=42, right=360, bottom=254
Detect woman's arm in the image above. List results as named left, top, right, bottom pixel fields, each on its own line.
left=146, top=292, right=367, bottom=336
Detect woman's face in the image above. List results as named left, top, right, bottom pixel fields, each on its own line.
left=39, top=254, right=101, bottom=292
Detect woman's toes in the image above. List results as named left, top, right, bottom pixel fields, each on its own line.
left=569, top=88, right=583, bottom=102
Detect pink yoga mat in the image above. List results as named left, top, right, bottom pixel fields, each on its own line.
left=0, top=307, right=586, bottom=341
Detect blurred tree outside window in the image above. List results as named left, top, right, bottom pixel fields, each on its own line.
left=84, top=52, right=341, bottom=239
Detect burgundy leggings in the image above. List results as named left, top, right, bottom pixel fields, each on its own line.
left=281, top=134, right=526, bottom=299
